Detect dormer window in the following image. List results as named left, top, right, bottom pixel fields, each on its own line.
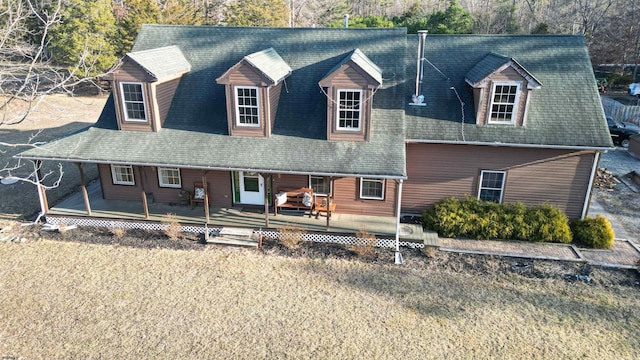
left=235, top=86, right=260, bottom=126
left=216, top=48, right=292, bottom=138
left=319, top=49, right=382, bottom=142
left=465, top=53, right=541, bottom=127
left=337, top=90, right=362, bottom=131
left=488, top=82, right=521, bottom=124
left=120, top=82, right=147, bottom=122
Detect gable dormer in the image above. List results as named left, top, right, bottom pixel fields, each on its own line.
left=465, top=53, right=541, bottom=126
left=105, top=46, right=191, bottom=132
left=216, top=48, right=292, bottom=138
left=319, top=49, right=382, bottom=142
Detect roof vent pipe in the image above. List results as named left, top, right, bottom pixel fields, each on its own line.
left=410, top=30, right=428, bottom=106
left=344, top=14, right=349, bottom=28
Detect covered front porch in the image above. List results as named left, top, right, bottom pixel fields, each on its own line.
left=47, top=181, right=400, bottom=236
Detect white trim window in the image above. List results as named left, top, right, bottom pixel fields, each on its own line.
left=309, top=175, right=331, bottom=196
left=360, top=178, right=385, bottom=200
left=337, top=89, right=362, bottom=130
left=120, top=82, right=147, bottom=122
left=235, top=86, right=260, bottom=126
left=478, top=170, right=506, bottom=203
left=158, top=167, right=181, bottom=188
left=111, top=165, right=135, bottom=186
left=488, top=82, right=521, bottom=124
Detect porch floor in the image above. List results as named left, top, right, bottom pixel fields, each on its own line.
left=48, top=182, right=400, bottom=236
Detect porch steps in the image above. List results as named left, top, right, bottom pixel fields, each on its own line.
left=206, top=227, right=260, bottom=247
left=399, top=224, right=440, bottom=247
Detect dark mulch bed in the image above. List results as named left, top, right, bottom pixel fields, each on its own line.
left=8, top=224, right=637, bottom=288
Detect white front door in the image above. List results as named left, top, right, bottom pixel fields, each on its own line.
left=239, top=171, right=264, bottom=205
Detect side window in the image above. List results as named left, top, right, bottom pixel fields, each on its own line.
left=360, top=178, right=384, bottom=200
left=158, top=167, right=181, bottom=188
left=478, top=170, right=506, bottom=203
left=111, top=165, right=135, bottom=186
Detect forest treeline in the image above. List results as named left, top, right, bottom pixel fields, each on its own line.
left=2, top=0, right=638, bottom=82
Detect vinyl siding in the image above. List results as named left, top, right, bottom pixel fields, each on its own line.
left=403, top=143, right=595, bottom=219
left=156, top=78, right=181, bottom=126
left=99, top=165, right=233, bottom=207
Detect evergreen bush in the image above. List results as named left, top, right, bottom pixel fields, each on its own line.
left=570, top=215, right=615, bottom=249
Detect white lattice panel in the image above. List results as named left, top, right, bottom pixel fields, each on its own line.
left=46, top=215, right=423, bottom=249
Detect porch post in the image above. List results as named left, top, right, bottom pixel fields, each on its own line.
left=202, top=172, right=210, bottom=224
left=395, top=179, right=404, bottom=265
left=138, top=166, right=149, bottom=219
left=262, top=173, right=270, bottom=228
left=326, top=177, right=333, bottom=230
left=32, top=160, right=48, bottom=217
left=76, top=163, right=91, bottom=216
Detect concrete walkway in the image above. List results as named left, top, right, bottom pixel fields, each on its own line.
left=436, top=199, right=640, bottom=269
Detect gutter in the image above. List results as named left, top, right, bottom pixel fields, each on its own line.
left=405, top=139, right=614, bottom=152
left=14, top=154, right=407, bottom=180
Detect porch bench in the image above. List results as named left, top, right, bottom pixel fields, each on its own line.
left=274, top=188, right=315, bottom=217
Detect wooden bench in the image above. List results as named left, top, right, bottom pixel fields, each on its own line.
left=313, top=198, right=336, bottom=219
left=274, top=188, right=315, bottom=217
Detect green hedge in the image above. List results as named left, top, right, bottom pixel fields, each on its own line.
left=423, top=197, right=572, bottom=243
left=570, top=215, right=615, bottom=249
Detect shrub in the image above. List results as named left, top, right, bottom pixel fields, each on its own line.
left=278, top=225, right=306, bottom=249
left=422, top=197, right=572, bottom=243
left=351, top=227, right=377, bottom=259
left=523, top=205, right=572, bottom=243
left=163, top=213, right=182, bottom=240
left=570, top=215, right=615, bottom=249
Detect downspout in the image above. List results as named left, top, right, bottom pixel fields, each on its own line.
left=395, top=179, right=403, bottom=265
left=581, top=151, right=601, bottom=219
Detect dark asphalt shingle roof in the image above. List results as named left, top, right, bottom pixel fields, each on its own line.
left=19, top=29, right=612, bottom=176
left=405, top=34, right=612, bottom=148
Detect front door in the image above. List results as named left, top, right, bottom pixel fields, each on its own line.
left=239, top=171, right=264, bottom=205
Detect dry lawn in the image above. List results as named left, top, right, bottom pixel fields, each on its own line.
left=0, top=94, right=107, bottom=221
left=1, top=236, right=638, bottom=359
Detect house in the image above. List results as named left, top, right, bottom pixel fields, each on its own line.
left=18, top=26, right=613, bottom=238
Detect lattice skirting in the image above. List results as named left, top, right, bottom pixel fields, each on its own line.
left=46, top=215, right=424, bottom=249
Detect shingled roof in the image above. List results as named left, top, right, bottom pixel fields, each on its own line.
left=125, top=45, right=191, bottom=81
left=19, top=28, right=612, bottom=176
left=405, top=34, right=612, bottom=148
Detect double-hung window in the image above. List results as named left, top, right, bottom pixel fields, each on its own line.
left=158, top=167, right=181, bottom=188
left=478, top=170, right=506, bottom=203
left=309, top=176, right=331, bottom=196
left=337, top=90, right=362, bottom=130
left=111, top=165, right=135, bottom=186
left=488, top=82, right=520, bottom=124
left=120, top=82, right=147, bottom=122
left=360, top=178, right=384, bottom=200
left=235, top=86, right=260, bottom=126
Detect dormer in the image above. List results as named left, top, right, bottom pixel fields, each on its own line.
left=465, top=53, right=541, bottom=126
left=319, top=49, right=382, bottom=142
left=105, top=46, right=191, bottom=132
left=216, top=48, right=292, bottom=138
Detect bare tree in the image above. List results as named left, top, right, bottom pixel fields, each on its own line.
left=0, top=0, right=112, bottom=217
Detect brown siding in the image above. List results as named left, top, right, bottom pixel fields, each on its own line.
left=99, top=165, right=233, bottom=207
left=269, top=82, right=283, bottom=132
left=403, top=143, right=596, bottom=219
left=156, top=78, right=181, bottom=126
left=272, top=174, right=307, bottom=191
left=115, top=60, right=155, bottom=82
left=332, top=177, right=397, bottom=217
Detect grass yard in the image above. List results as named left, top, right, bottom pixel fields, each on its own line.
left=1, top=235, right=638, bottom=359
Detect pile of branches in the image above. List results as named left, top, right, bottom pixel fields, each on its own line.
left=594, top=168, right=619, bottom=190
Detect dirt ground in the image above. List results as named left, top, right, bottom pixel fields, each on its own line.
left=0, top=94, right=107, bottom=221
